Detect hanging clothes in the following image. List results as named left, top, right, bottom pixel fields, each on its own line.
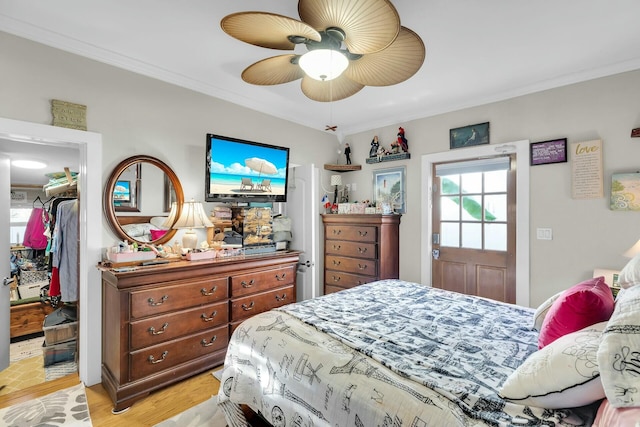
left=51, top=199, right=79, bottom=302
left=23, top=207, right=49, bottom=249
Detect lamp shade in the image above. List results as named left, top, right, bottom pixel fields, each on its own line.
left=172, top=200, right=214, bottom=249
left=330, top=174, right=342, bottom=186
left=299, top=49, right=348, bottom=81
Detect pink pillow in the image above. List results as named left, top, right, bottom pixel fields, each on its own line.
left=593, top=399, right=640, bottom=426
left=150, top=229, right=168, bottom=240
left=538, top=276, right=614, bottom=348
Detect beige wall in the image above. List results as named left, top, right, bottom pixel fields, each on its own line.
left=3, top=31, right=640, bottom=307
left=344, top=70, right=640, bottom=306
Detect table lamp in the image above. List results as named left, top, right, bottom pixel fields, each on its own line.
left=331, top=174, right=342, bottom=205
left=162, top=202, right=180, bottom=229
left=172, top=199, right=213, bottom=249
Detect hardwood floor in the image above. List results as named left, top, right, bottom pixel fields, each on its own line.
left=0, top=366, right=222, bottom=427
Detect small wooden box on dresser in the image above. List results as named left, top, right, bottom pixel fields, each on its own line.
left=322, top=214, right=401, bottom=294
left=101, top=251, right=299, bottom=413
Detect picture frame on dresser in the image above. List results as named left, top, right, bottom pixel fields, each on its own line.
left=372, top=166, right=406, bottom=214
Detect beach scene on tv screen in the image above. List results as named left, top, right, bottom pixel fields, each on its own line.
left=208, top=138, right=287, bottom=197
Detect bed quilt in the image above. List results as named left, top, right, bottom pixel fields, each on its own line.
left=218, top=279, right=597, bottom=426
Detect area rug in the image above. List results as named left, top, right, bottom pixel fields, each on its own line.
left=153, top=396, right=225, bottom=427
left=0, top=382, right=92, bottom=426
left=10, top=336, right=43, bottom=363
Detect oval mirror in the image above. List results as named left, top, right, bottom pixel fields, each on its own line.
left=104, top=155, right=184, bottom=245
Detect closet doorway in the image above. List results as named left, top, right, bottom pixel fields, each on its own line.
left=0, top=117, right=103, bottom=390
left=2, top=140, right=80, bottom=395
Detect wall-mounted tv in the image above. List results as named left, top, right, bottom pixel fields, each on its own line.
left=205, top=133, right=290, bottom=203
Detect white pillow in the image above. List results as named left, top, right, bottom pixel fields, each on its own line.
left=150, top=216, right=169, bottom=229
left=500, top=321, right=606, bottom=409
left=617, top=253, right=640, bottom=289
left=532, top=291, right=563, bottom=331
left=597, top=284, right=640, bottom=407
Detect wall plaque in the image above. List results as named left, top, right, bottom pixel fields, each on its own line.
left=51, top=99, right=87, bottom=130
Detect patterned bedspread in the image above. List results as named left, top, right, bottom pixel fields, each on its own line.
left=218, top=279, right=597, bottom=426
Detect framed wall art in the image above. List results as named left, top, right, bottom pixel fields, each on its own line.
left=450, top=122, right=489, bottom=149
left=530, top=138, right=567, bottom=165
left=611, top=172, right=640, bottom=211
left=373, top=166, right=406, bottom=214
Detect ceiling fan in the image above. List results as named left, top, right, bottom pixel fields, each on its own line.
left=221, top=0, right=426, bottom=102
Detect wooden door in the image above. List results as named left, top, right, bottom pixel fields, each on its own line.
left=431, top=156, right=516, bottom=303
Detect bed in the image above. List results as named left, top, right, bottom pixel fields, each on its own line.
left=117, top=215, right=169, bottom=242
left=217, top=277, right=640, bottom=426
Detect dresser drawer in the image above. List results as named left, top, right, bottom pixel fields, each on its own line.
left=325, top=255, right=377, bottom=277
left=230, top=285, right=294, bottom=322
left=325, top=270, right=375, bottom=289
left=129, top=301, right=228, bottom=350
left=230, top=265, right=295, bottom=297
left=325, top=225, right=377, bottom=242
left=129, top=325, right=228, bottom=381
left=325, top=240, right=377, bottom=259
left=130, top=276, right=228, bottom=319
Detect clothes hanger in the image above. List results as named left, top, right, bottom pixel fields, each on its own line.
left=33, top=195, right=44, bottom=208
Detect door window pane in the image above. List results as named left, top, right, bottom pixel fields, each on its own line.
left=484, top=170, right=507, bottom=192
left=484, top=194, right=506, bottom=221
left=440, top=175, right=459, bottom=195
left=460, top=172, right=482, bottom=193
left=441, top=196, right=460, bottom=221
left=441, top=222, right=460, bottom=247
left=461, top=223, right=482, bottom=249
left=461, top=196, right=483, bottom=221
left=485, top=223, right=507, bottom=251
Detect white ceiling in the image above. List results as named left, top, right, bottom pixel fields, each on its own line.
left=2, top=0, right=640, bottom=178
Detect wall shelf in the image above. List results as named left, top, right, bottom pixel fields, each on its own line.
left=365, top=152, right=411, bottom=164
left=323, top=164, right=362, bottom=172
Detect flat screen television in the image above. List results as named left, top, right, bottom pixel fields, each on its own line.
left=205, top=133, right=290, bottom=203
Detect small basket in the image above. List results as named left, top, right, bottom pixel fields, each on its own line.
left=20, top=269, right=48, bottom=286
left=18, top=281, right=47, bottom=299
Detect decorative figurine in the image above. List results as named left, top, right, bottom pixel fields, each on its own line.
left=369, top=136, right=380, bottom=158
left=377, top=145, right=386, bottom=162
left=344, top=143, right=352, bottom=164
left=397, top=127, right=408, bottom=152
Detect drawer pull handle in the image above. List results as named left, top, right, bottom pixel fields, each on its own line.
left=275, top=293, right=287, bottom=302
left=201, top=286, right=218, bottom=296
left=148, top=295, right=168, bottom=306
left=148, top=351, right=168, bottom=364
left=148, top=323, right=169, bottom=335
left=332, top=260, right=341, bottom=266
left=241, top=279, right=255, bottom=288
left=358, top=264, right=367, bottom=270
left=357, top=247, right=368, bottom=254
left=201, top=336, right=218, bottom=347
left=358, top=230, right=368, bottom=237
left=275, top=273, right=286, bottom=281
left=201, top=311, right=218, bottom=322
left=332, top=229, right=342, bottom=235
left=241, top=301, right=255, bottom=311
left=332, top=276, right=341, bottom=282
left=332, top=245, right=341, bottom=251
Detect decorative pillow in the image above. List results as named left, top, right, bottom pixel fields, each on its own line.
left=500, top=322, right=606, bottom=409
left=597, top=284, right=640, bottom=408
left=538, top=276, right=615, bottom=348
left=150, top=229, right=168, bottom=240
left=532, top=291, right=563, bottom=331
left=121, top=223, right=150, bottom=238
left=617, top=253, right=640, bottom=289
left=593, top=398, right=640, bottom=426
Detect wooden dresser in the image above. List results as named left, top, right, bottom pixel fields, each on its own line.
left=101, top=251, right=299, bottom=413
left=322, top=214, right=401, bottom=294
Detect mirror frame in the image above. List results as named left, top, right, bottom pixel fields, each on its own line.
left=104, top=155, right=184, bottom=245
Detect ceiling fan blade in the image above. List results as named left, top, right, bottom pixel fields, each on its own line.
left=242, top=55, right=305, bottom=85
left=344, top=27, right=425, bottom=86
left=301, top=74, right=364, bottom=102
left=298, top=0, right=400, bottom=55
left=221, top=12, right=321, bottom=50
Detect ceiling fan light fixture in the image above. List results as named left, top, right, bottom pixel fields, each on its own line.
left=298, top=49, right=348, bottom=81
